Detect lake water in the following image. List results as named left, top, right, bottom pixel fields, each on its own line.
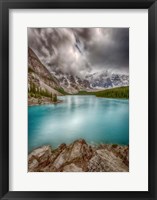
left=28, top=95, right=129, bottom=152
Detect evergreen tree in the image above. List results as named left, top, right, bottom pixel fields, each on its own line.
left=53, top=94, right=57, bottom=102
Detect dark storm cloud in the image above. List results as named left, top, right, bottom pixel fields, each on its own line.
left=28, top=28, right=129, bottom=76
left=85, top=28, right=129, bottom=71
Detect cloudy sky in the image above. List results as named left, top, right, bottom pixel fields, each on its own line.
left=28, top=28, right=129, bottom=77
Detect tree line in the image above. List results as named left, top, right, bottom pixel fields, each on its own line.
left=95, top=86, right=129, bottom=99
left=28, top=82, right=57, bottom=102
left=76, top=86, right=129, bottom=99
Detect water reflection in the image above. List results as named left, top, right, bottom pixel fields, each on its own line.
left=28, top=95, right=129, bottom=152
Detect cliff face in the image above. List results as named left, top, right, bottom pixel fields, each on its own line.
left=28, top=47, right=63, bottom=96
left=28, top=139, right=129, bottom=172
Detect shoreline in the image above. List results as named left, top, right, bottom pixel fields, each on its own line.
left=29, top=141, right=129, bottom=153
left=28, top=98, right=63, bottom=106
left=28, top=94, right=129, bottom=107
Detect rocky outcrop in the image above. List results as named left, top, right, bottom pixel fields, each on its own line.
left=28, top=139, right=129, bottom=172
left=28, top=96, right=62, bottom=106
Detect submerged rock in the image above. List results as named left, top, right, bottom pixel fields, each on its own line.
left=28, top=139, right=129, bottom=172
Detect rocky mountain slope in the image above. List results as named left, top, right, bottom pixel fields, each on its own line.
left=28, top=47, right=63, bottom=96
left=52, top=70, right=91, bottom=94
left=28, top=139, right=129, bottom=172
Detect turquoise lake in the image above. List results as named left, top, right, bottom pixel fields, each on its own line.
left=28, top=95, right=129, bottom=152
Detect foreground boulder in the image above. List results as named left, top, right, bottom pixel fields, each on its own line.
left=28, top=139, right=129, bottom=172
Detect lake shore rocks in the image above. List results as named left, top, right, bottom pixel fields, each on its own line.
left=28, top=96, right=63, bottom=106
left=28, top=139, right=129, bottom=172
